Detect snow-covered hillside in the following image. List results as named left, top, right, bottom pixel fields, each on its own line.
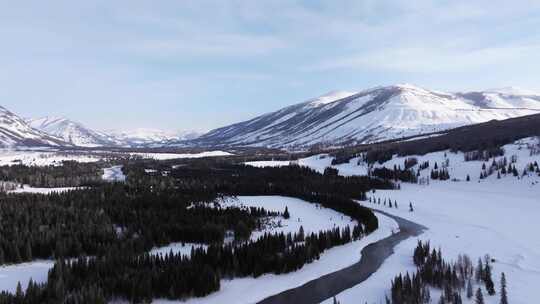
left=0, top=107, right=67, bottom=147
left=27, top=117, right=116, bottom=147
left=192, top=84, right=540, bottom=148
left=248, top=137, right=540, bottom=304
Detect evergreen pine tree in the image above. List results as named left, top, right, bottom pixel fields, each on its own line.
left=500, top=272, right=508, bottom=304
left=467, top=279, right=474, bottom=299
left=297, top=225, right=305, bottom=242
left=15, top=281, right=23, bottom=301
left=485, top=263, right=496, bottom=295
left=283, top=206, right=290, bottom=219
left=475, top=288, right=485, bottom=304
left=475, top=259, right=484, bottom=282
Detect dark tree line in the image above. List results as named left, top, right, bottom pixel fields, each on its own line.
left=0, top=161, right=104, bottom=188
left=0, top=184, right=275, bottom=264
left=0, top=217, right=365, bottom=303
left=371, top=167, right=418, bottom=183
left=0, top=160, right=388, bottom=303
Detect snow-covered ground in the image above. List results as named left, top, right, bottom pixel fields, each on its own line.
left=248, top=137, right=540, bottom=181
left=321, top=138, right=540, bottom=304
left=102, top=165, right=126, bottom=182
left=0, top=149, right=232, bottom=167
left=245, top=154, right=368, bottom=176
left=0, top=150, right=101, bottom=166
left=220, top=196, right=358, bottom=239
left=373, top=136, right=540, bottom=182
left=130, top=151, right=232, bottom=160
left=153, top=196, right=398, bottom=304
left=7, top=185, right=82, bottom=194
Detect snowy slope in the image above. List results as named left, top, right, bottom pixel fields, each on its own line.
left=254, top=137, right=540, bottom=304
left=27, top=116, right=116, bottom=147
left=0, top=107, right=67, bottom=147
left=192, top=84, right=540, bottom=148
left=105, top=128, right=201, bottom=147
left=321, top=139, right=540, bottom=304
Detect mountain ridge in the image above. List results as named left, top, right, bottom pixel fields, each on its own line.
left=27, top=116, right=201, bottom=148
left=0, top=107, right=68, bottom=148
left=187, top=84, right=540, bottom=148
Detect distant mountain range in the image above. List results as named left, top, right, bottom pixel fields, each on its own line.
left=2, top=84, right=540, bottom=149
left=26, top=117, right=117, bottom=147
left=0, top=109, right=200, bottom=148
left=25, top=117, right=201, bottom=148
left=189, top=84, right=540, bottom=148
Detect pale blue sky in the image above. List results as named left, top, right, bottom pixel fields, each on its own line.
left=1, top=0, right=539, bottom=132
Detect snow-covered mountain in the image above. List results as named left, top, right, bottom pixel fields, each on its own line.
left=27, top=117, right=116, bottom=147
left=191, top=84, right=540, bottom=148
left=27, top=117, right=201, bottom=148
left=106, top=128, right=201, bottom=147
left=0, top=107, right=67, bottom=147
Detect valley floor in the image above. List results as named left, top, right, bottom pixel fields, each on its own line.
left=323, top=179, right=540, bottom=304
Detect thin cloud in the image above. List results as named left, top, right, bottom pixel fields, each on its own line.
left=311, top=43, right=540, bottom=73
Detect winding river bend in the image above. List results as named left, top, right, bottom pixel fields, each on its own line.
left=257, top=210, right=426, bottom=304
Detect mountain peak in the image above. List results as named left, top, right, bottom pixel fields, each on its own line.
left=0, top=106, right=67, bottom=147
left=484, top=86, right=539, bottom=96
left=306, top=90, right=357, bottom=107
left=193, top=85, right=540, bottom=148
left=394, top=83, right=425, bottom=90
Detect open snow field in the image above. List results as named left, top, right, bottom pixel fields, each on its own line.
left=0, top=150, right=101, bottom=166
left=130, top=150, right=232, bottom=160
left=7, top=185, right=83, bottom=194
left=220, top=196, right=359, bottom=239
left=153, top=196, right=398, bottom=304
left=102, top=165, right=126, bottom=182
left=0, top=149, right=232, bottom=167
left=245, top=154, right=368, bottom=176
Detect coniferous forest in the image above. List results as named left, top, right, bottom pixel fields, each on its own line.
left=0, top=159, right=393, bottom=303
left=387, top=241, right=508, bottom=304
